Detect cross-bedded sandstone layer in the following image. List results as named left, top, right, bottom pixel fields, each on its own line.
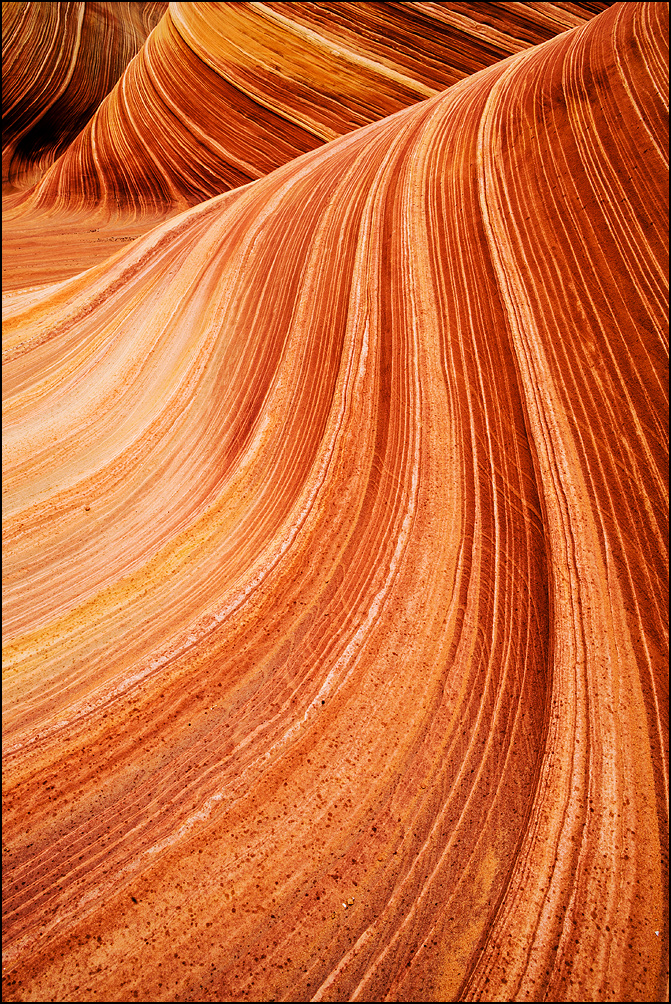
left=2, top=1, right=168, bottom=191
left=7, top=1, right=615, bottom=210
left=3, top=1, right=614, bottom=288
left=2, top=2, right=668, bottom=1002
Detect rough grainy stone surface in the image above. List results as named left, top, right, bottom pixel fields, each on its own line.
left=2, top=3, right=668, bottom=1002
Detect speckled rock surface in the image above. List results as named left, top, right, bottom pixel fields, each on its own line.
left=2, top=3, right=668, bottom=1002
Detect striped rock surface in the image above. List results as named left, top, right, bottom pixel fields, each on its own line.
left=2, top=2, right=613, bottom=289
left=2, top=1, right=168, bottom=191
left=2, top=3, right=668, bottom=1003
left=7, top=1, right=615, bottom=212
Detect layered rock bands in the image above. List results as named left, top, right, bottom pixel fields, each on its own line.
left=2, top=3, right=668, bottom=1002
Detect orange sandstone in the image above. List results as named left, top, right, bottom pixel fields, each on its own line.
left=3, top=1, right=613, bottom=287
left=2, top=3, right=668, bottom=1002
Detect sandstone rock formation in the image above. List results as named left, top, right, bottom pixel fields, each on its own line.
left=2, top=1, right=168, bottom=191
left=6, top=1, right=614, bottom=212
left=2, top=2, right=668, bottom=1002
left=3, top=1, right=613, bottom=288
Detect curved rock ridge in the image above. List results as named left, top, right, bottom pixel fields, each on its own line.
left=7, top=1, right=615, bottom=218
left=0, top=1, right=615, bottom=292
left=2, top=3, right=668, bottom=1004
left=2, top=2, right=168, bottom=191
left=0, top=2, right=616, bottom=291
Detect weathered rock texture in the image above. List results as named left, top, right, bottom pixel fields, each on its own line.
left=6, top=1, right=614, bottom=212
left=2, top=2, right=668, bottom=1003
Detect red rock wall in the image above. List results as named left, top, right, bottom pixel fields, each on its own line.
left=2, top=2, right=667, bottom=1002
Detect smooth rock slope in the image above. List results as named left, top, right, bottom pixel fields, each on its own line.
left=2, top=2, right=668, bottom=1002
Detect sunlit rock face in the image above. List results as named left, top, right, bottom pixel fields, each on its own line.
left=7, top=1, right=614, bottom=215
left=2, top=3, right=668, bottom=1003
left=1, top=0, right=169, bottom=290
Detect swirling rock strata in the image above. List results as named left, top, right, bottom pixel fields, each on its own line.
left=9, top=1, right=614, bottom=215
left=2, top=3, right=668, bottom=1003
left=2, top=1, right=168, bottom=191
left=1, top=1, right=615, bottom=291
